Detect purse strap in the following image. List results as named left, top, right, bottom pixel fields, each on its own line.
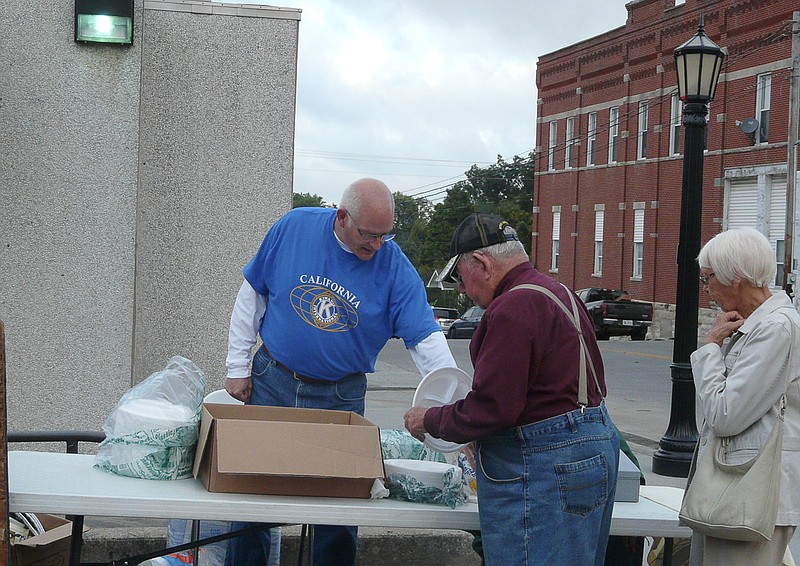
left=509, top=283, right=603, bottom=408
left=776, top=309, right=796, bottom=419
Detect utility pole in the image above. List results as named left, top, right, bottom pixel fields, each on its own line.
left=783, top=11, right=800, bottom=298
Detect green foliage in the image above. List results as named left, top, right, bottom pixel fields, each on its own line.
left=392, top=192, right=431, bottom=268
left=408, top=152, right=535, bottom=281
left=293, top=192, right=329, bottom=208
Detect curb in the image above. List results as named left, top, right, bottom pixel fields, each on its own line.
left=81, top=525, right=483, bottom=566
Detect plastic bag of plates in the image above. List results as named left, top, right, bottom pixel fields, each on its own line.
left=383, top=459, right=469, bottom=508
left=95, top=356, right=205, bottom=480
left=380, top=429, right=447, bottom=463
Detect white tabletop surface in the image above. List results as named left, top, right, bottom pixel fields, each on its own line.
left=8, top=451, right=691, bottom=538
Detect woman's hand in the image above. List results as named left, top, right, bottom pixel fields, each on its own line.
left=706, top=310, right=745, bottom=346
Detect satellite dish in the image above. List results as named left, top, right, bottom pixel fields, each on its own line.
left=736, top=118, right=759, bottom=134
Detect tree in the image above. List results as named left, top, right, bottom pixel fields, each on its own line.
left=463, top=153, right=534, bottom=255
left=292, top=192, right=328, bottom=208
left=418, top=183, right=477, bottom=276
left=419, top=153, right=535, bottom=269
left=465, top=153, right=534, bottom=213
left=392, top=192, right=431, bottom=270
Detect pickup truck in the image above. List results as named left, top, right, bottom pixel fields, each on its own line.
left=576, top=288, right=653, bottom=341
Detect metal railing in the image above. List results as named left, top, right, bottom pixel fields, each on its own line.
left=8, top=430, right=105, bottom=453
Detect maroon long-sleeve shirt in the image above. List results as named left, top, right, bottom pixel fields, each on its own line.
left=423, top=263, right=608, bottom=444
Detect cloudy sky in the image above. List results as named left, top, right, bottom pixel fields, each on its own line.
left=236, top=1, right=630, bottom=205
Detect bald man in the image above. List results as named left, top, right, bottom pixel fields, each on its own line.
left=224, top=178, right=456, bottom=566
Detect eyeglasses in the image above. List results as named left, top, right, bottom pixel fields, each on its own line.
left=345, top=210, right=395, bottom=242
left=450, top=254, right=464, bottom=286
left=699, top=272, right=716, bottom=286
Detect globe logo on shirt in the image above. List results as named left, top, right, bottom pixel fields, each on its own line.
left=314, top=294, right=338, bottom=325
left=290, top=285, right=359, bottom=331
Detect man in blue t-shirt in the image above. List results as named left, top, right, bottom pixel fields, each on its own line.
left=224, top=178, right=456, bottom=566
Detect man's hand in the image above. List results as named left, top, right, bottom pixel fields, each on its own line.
left=225, top=377, right=252, bottom=402
left=403, top=407, right=429, bottom=442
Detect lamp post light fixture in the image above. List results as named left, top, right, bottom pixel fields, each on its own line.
left=652, top=16, right=725, bottom=477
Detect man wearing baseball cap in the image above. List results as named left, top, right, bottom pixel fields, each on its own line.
left=405, top=212, right=619, bottom=566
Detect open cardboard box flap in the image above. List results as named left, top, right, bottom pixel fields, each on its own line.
left=13, top=515, right=72, bottom=548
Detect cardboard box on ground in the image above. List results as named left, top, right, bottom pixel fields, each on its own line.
left=193, top=404, right=385, bottom=498
left=11, top=514, right=72, bottom=566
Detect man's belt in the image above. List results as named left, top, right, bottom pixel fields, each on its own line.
left=259, top=344, right=330, bottom=384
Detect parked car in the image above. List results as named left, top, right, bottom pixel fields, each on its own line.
left=576, top=288, right=653, bottom=341
left=431, top=307, right=460, bottom=332
left=447, top=306, right=485, bottom=339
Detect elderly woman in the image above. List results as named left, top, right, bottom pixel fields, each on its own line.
left=689, top=227, right=800, bottom=565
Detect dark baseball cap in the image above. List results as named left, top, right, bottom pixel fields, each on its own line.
left=439, top=213, right=519, bottom=284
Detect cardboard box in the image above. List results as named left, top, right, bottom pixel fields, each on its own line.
left=193, top=404, right=385, bottom=498
left=11, top=514, right=72, bottom=566
left=615, top=450, right=642, bottom=503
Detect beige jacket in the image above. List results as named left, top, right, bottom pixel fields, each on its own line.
left=690, top=292, right=800, bottom=526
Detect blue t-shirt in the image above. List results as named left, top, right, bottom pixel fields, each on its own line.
left=243, top=207, right=439, bottom=380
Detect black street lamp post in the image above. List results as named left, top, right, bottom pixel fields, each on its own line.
left=652, top=17, right=725, bottom=477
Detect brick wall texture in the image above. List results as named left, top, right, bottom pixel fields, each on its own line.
left=534, top=0, right=797, bottom=309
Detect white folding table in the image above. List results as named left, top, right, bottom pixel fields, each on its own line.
left=9, top=451, right=691, bottom=564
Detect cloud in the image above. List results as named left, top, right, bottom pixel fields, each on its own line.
left=220, top=0, right=628, bottom=204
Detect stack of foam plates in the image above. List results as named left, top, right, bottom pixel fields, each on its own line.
left=383, top=459, right=461, bottom=490
left=412, top=367, right=473, bottom=453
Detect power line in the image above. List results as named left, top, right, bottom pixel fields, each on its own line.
left=295, top=149, right=492, bottom=168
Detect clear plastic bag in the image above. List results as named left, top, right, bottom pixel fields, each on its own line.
left=165, top=519, right=281, bottom=566
left=165, top=519, right=228, bottom=566
left=456, top=450, right=478, bottom=496
left=95, top=356, right=205, bottom=480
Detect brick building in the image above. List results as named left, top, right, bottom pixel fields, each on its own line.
left=533, top=0, right=798, bottom=309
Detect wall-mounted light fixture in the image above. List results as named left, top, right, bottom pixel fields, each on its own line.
left=75, top=0, right=134, bottom=45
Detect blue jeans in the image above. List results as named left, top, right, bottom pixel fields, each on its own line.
left=226, top=346, right=367, bottom=566
left=475, top=403, right=619, bottom=566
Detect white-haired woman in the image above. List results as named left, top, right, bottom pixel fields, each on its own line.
left=689, top=227, right=800, bottom=565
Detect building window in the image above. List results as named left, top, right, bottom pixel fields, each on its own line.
left=594, top=209, right=604, bottom=275
left=670, top=93, right=682, bottom=156
left=725, top=170, right=787, bottom=287
left=587, top=112, right=597, bottom=166
left=637, top=101, right=648, bottom=160
left=565, top=117, right=575, bottom=169
left=548, top=121, right=557, bottom=171
left=756, top=73, right=771, bottom=144
left=551, top=210, right=561, bottom=271
left=633, top=208, right=644, bottom=279
left=608, top=107, right=619, bottom=164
